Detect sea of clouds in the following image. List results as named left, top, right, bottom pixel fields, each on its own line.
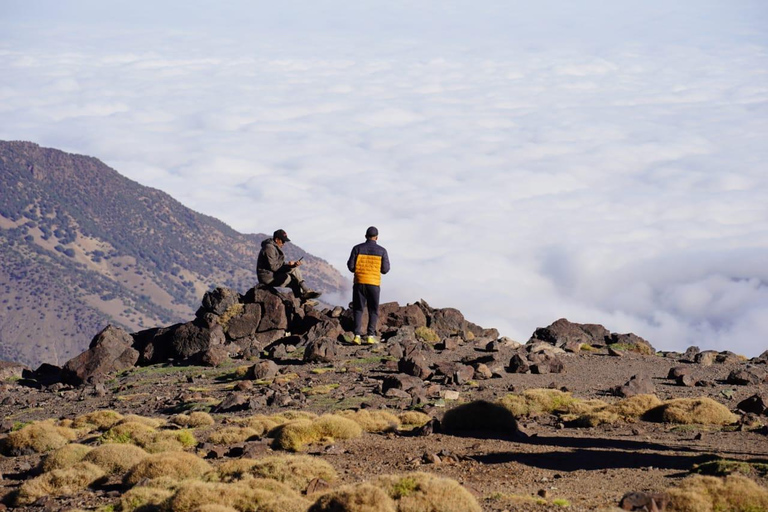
left=1, top=1, right=767, bottom=355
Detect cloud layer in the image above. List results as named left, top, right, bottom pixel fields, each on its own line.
left=2, top=1, right=767, bottom=355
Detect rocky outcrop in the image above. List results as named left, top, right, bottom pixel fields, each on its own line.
left=528, top=318, right=654, bottom=355
left=61, top=325, right=139, bottom=385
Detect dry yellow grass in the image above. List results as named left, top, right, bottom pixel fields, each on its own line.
left=119, top=485, right=175, bottom=512
left=15, top=462, right=105, bottom=505
left=246, top=455, right=338, bottom=491
left=167, top=479, right=310, bottom=512
left=119, top=414, right=165, bottom=428
left=645, top=398, right=738, bottom=425
left=236, top=415, right=282, bottom=437
left=273, top=411, right=319, bottom=421
left=271, top=415, right=362, bottom=451
left=499, top=389, right=578, bottom=417
left=398, top=411, right=432, bottom=428
left=82, top=443, right=149, bottom=474
left=2, top=420, right=78, bottom=455
left=101, top=421, right=157, bottom=446
left=309, top=482, right=397, bottom=512
left=337, top=409, right=401, bottom=432
left=442, top=401, right=518, bottom=434
left=570, top=409, right=621, bottom=428
left=192, top=505, right=240, bottom=512
left=612, top=394, right=662, bottom=418
left=171, top=412, right=216, bottom=428
left=40, top=443, right=93, bottom=472
left=666, top=474, right=768, bottom=512
left=123, top=451, right=212, bottom=487
left=207, top=426, right=259, bottom=445
left=71, top=410, right=125, bottom=430
left=374, top=472, right=482, bottom=512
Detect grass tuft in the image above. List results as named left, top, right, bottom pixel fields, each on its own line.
left=206, top=426, right=258, bottom=445
left=40, top=443, right=92, bottom=472
left=2, top=420, right=78, bottom=455
left=123, top=451, right=212, bottom=487
left=308, top=482, right=397, bottom=512
left=666, top=474, right=768, bottom=512
left=72, top=410, right=124, bottom=430
left=374, top=472, right=483, bottom=512
left=170, top=411, right=215, bottom=428
left=415, top=326, right=440, bottom=343
left=15, top=462, right=105, bottom=505
left=645, top=397, right=738, bottom=425
left=83, top=443, right=149, bottom=475
left=337, top=409, right=401, bottom=432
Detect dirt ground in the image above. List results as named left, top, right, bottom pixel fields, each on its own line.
left=1, top=339, right=767, bottom=511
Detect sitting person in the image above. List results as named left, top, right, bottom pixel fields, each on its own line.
left=257, top=229, right=321, bottom=302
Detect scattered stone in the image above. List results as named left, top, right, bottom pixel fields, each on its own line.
left=385, top=388, right=411, bottom=399
left=667, top=366, right=692, bottom=379
left=716, top=352, right=743, bottom=364
left=215, top=392, right=250, bottom=412
left=442, top=390, right=460, bottom=400
left=727, top=369, right=761, bottom=386
left=423, top=452, right=441, bottom=464
left=306, top=478, right=331, bottom=495
left=528, top=351, right=565, bottom=374
left=562, top=340, right=582, bottom=353
left=737, top=393, right=768, bottom=415
left=382, top=374, right=424, bottom=393
left=619, top=491, right=668, bottom=511
left=475, top=363, right=493, bottom=380
left=235, top=380, right=254, bottom=392
left=615, top=374, right=655, bottom=398
left=247, top=360, right=279, bottom=380
left=677, top=374, right=697, bottom=387
left=200, top=346, right=230, bottom=367
left=607, top=347, right=623, bottom=357
left=439, top=336, right=460, bottom=351
left=508, top=353, right=530, bottom=374
left=695, top=351, right=718, bottom=366
left=398, top=351, right=433, bottom=380
left=682, top=345, right=700, bottom=362
left=303, top=337, right=338, bottom=363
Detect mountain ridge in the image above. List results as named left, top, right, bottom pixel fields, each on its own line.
left=0, top=140, right=347, bottom=367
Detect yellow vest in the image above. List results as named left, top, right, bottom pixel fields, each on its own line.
left=354, top=254, right=383, bottom=286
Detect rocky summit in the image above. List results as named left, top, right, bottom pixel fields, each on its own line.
left=1, top=288, right=767, bottom=511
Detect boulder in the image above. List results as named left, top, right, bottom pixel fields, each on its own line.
left=247, top=360, right=279, bottom=380
left=677, top=374, right=697, bottom=387
left=508, top=353, right=530, bottom=374
left=225, top=303, right=261, bottom=340
left=727, top=369, right=761, bottom=386
left=695, top=351, right=718, bottom=366
left=618, top=491, right=668, bottom=511
left=754, top=350, right=768, bottom=364
left=62, top=325, right=139, bottom=385
left=528, top=352, right=565, bottom=374
left=737, top=393, right=768, bottom=415
left=667, top=366, right=692, bottom=380
left=303, top=318, right=343, bottom=343
left=716, top=352, right=743, bottom=365
left=200, top=287, right=240, bottom=316
left=0, top=361, right=28, bottom=381
left=606, top=333, right=655, bottom=355
left=475, top=363, right=493, bottom=380
left=439, top=336, right=461, bottom=351
left=398, top=351, right=432, bottom=380
left=562, top=340, right=583, bottom=353
left=387, top=303, right=428, bottom=329
left=386, top=326, right=417, bottom=346
left=683, top=346, right=701, bottom=362
left=381, top=374, right=423, bottom=393
left=303, top=337, right=337, bottom=363
left=132, top=325, right=177, bottom=365
left=254, top=289, right=289, bottom=332
left=615, top=374, right=655, bottom=398
left=435, top=362, right=474, bottom=385
left=171, top=322, right=225, bottom=360
left=529, top=318, right=605, bottom=348
left=200, top=346, right=230, bottom=367
left=430, top=308, right=467, bottom=337
left=23, top=363, right=62, bottom=386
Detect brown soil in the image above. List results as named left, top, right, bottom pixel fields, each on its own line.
left=1, top=340, right=766, bottom=511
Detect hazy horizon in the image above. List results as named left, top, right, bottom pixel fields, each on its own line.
left=1, top=1, right=767, bottom=355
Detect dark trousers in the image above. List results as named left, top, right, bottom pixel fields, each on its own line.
left=353, top=283, right=380, bottom=336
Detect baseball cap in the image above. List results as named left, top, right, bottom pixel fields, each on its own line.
left=365, top=226, right=378, bottom=238
left=273, top=229, right=291, bottom=243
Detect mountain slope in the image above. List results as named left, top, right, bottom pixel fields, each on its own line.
left=0, top=141, right=347, bottom=367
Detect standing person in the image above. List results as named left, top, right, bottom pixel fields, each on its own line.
left=257, top=229, right=322, bottom=303
left=347, top=226, right=390, bottom=345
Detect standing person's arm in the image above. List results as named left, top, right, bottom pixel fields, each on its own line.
left=347, top=247, right=358, bottom=273
left=380, top=248, right=390, bottom=274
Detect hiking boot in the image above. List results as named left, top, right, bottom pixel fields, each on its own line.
left=301, top=290, right=322, bottom=300
left=351, top=335, right=362, bottom=345
left=366, top=336, right=378, bottom=345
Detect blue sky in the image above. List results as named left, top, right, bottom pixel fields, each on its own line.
left=1, top=1, right=767, bottom=355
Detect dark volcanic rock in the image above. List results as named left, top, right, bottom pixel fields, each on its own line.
left=248, top=360, right=279, bottom=381
left=62, top=325, right=139, bottom=385
left=618, top=491, right=668, bottom=512
left=727, top=369, right=761, bottom=386
left=382, top=374, right=423, bottom=393
left=528, top=352, right=565, bottom=374
left=247, top=288, right=288, bottom=331
left=716, top=351, right=743, bottom=364
left=199, top=346, right=230, bottom=367
left=303, top=337, right=337, bottom=363
left=508, top=353, right=530, bottom=374
left=606, top=333, right=655, bottom=355
left=615, top=374, right=655, bottom=398
left=225, top=303, right=262, bottom=340
left=677, top=374, right=697, bottom=387
left=530, top=318, right=596, bottom=348
left=304, top=318, right=343, bottom=343
left=171, top=322, right=225, bottom=360
left=399, top=351, right=433, bottom=380
left=200, top=286, right=240, bottom=316
left=435, top=362, right=474, bottom=385
left=668, top=366, right=692, bottom=380
left=737, top=393, right=768, bottom=415
left=682, top=345, right=700, bottom=362
left=430, top=308, right=467, bottom=337
left=695, top=350, right=718, bottom=366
